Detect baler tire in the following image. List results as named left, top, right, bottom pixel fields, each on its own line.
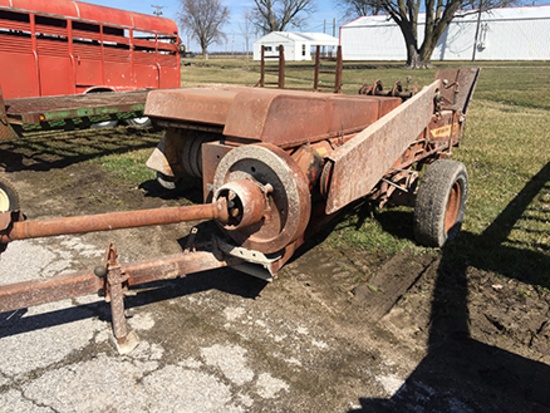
left=414, top=160, right=468, bottom=247
left=0, top=179, right=20, bottom=212
left=156, top=172, right=178, bottom=191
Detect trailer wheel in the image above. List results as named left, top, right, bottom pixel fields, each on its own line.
left=90, top=119, right=119, bottom=129
left=86, top=89, right=119, bottom=129
left=414, top=160, right=468, bottom=247
left=0, top=179, right=20, bottom=212
left=125, top=117, right=152, bottom=128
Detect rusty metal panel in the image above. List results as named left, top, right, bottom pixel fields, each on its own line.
left=325, top=80, right=441, bottom=215
left=224, top=89, right=331, bottom=144
left=436, top=68, right=480, bottom=114
left=145, top=88, right=237, bottom=125
left=201, top=141, right=234, bottom=202
left=147, top=87, right=398, bottom=149
left=224, top=89, right=398, bottom=148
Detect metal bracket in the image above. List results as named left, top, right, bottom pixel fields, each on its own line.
left=102, top=244, right=139, bottom=354
left=216, top=237, right=281, bottom=266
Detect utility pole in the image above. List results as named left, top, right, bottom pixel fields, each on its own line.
left=472, top=0, right=483, bottom=61
left=332, top=18, right=336, bottom=37
left=151, top=5, right=164, bottom=16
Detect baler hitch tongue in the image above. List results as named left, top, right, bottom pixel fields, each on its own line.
left=0, top=192, right=268, bottom=354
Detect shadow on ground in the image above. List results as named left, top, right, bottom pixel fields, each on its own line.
left=350, top=163, right=550, bottom=412
left=0, top=126, right=160, bottom=172
left=0, top=267, right=267, bottom=339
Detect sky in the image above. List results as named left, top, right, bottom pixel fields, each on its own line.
left=84, top=0, right=550, bottom=53
left=83, top=0, right=350, bottom=52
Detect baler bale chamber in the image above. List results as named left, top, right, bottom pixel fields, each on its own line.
left=0, top=68, right=479, bottom=352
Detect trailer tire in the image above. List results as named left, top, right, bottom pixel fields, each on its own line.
left=0, top=179, right=20, bottom=212
left=125, top=117, right=152, bottom=128
left=414, top=160, right=468, bottom=247
left=90, top=119, right=119, bottom=129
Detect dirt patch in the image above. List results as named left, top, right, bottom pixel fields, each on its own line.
left=1, top=128, right=549, bottom=412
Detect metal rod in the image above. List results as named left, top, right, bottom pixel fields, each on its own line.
left=334, top=45, right=343, bottom=94
left=1, top=199, right=228, bottom=243
left=278, top=45, right=285, bottom=89
left=314, top=45, right=320, bottom=91
left=0, top=249, right=240, bottom=313
left=260, top=45, right=265, bottom=87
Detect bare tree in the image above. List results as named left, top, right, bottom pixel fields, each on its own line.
left=251, top=0, right=316, bottom=34
left=339, top=0, right=517, bottom=68
left=341, top=0, right=381, bottom=18
left=179, top=0, right=230, bottom=57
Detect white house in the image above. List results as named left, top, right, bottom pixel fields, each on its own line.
left=340, top=5, right=550, bottom=61
left=253, top=32, right=339, bottom=61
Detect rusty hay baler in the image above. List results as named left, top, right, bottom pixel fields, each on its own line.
left=0, top=68, right=479, bottom=353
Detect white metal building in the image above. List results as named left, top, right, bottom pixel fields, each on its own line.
left=253, top=32, right=339, bottom=61
left=340, top=5, right=550, bottom=61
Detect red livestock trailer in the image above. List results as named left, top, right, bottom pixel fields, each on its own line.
left=0, top=0, right=181, bottom=99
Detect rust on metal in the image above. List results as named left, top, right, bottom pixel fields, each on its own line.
left=146, top=86, right=400, bottom=149
left=257, top=44, right=343, bottom=93
left=0, top=87, right=17, bottom=141
left=0, top=198, right=229, bottom=244
left=0, top=269, right=104, bottom=312
left=435, top=68, right=480, bottom=114
left=214, top=179, right=269, bottom=230
left=445, top=181, right=462, bottom=232
left=334, top=45, right=343, bottom=93
left=213, top=143, right=311, bottom=254
left=146, top=87, right=237, bottom=126
left=0, top=247, right=241, bottom=315
left=325, top=80, right=441, bottom=214
left=103, top=245, right=131, bottom=345
left=278, top=45, right=285, bottom=89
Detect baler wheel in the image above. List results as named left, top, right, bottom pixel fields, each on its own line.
left=413, top=160, right=468, bottom=247
left=0, top=179, right=20, bottom=212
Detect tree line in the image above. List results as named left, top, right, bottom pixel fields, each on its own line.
left=179, top=0, right=522, bottom=67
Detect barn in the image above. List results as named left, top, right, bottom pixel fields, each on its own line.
left=340, top=5, right=550, bottom=61
left=253, top=32, right=339, bottom=61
